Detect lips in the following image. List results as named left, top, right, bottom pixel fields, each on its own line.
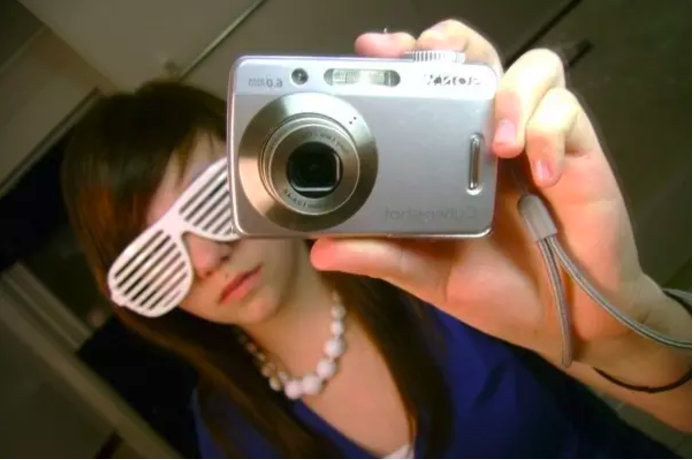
left=219, top=265, right=262, bottom=303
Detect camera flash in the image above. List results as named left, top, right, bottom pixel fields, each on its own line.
left=324, top=68, right=400, bottom=87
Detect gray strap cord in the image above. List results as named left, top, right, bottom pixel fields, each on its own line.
left=513, top=169, right=692, bottom=368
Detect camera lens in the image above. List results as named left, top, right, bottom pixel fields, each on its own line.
left=286, top=142, right=342, bottom=198
left=291, top=68, right=309, bottom=85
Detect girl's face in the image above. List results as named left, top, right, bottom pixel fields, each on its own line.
left=145, top=134, right=307, bottom=326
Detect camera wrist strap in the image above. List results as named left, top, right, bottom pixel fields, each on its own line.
left=511, top=167, right=692, bottom=370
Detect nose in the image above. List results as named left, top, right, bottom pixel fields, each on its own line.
left=184, top=233, right=233, bottom=278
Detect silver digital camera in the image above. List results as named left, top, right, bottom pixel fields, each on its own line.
left=227, top=51, right=499, bottom=238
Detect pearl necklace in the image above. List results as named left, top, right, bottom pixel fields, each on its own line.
left=236, top=296, right=347, bottom=400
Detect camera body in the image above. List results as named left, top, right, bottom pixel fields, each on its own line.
left=227, top=51, right=499, bottom=238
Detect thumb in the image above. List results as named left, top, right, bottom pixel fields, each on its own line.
left=310, top=238, right=450, bottom=304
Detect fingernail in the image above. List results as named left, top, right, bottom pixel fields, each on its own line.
left=534, top=160, right=553, bottom=184
left=494, top=119, right=516, bottom=145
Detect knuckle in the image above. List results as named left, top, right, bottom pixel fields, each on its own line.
left=430, top=19, right=500, bottom=65
left=526, top=88, right=582, bottom=145
left=561, top=88, right=581, bottom=107
left=420, top=18, right=463, bottom=40
left=562, top=88, right=582, bottom=109
left=546, top=86, right=569, bottom=101
left=548, top=87, right=582, bottom=115
left=427, top=18, right=472, bottom=42
left=527, top=48, right=565, bottom=76
left=534, top=48, right=564, bottom=67
left=526, top=120, right=557, bottom=146
left=435, top=18, right=465, bottom=31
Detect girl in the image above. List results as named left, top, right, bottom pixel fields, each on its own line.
left=61, top=20, right=689, bottom=458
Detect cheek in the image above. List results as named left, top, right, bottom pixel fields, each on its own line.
left=248, top=239, right=305, bottom=270
left=253, top=240, right=308, bottom=293
left=177, top=286, right=215, bottom=321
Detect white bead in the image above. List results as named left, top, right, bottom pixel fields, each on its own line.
left=237, top=297, right=349, bottom=400
left=284, top=380, right=303, bottom=400
left=330, top=319, right=345, bottom=336
left=316, top=358, right=337, bottom=379
left=331, top=304, right=346, bottom=319
left=324, top=337, right=345, bottom=358
left=261, top=363, right=274, bottom=377
left=301, top=374, right=322, bottom=395
left=269, top=376, right=282, bottom=391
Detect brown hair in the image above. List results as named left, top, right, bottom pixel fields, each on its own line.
left=61, top=80, right=452, bottom=457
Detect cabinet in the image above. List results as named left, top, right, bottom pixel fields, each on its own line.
left=16, top=0, right=427, bottom=93
left=533, top=0, right=691, bottom=283
left=0, top=1, right=108, bottom=198
left=11, top=0, right=690, bottom=303
left=0, top=271, right=178, bottom=458
left=412, top=0, right=569, bottom=61
left=18, top=0, right=565, bottom=95
left=0, top=1, right=691, bottom=457
left=0, top=316, right=110, bottom=458
left=188, top=0, right=572, bottom=96
left=17, top=0, right=268, bottom=91
left=186, top=0, right=423, bottom=96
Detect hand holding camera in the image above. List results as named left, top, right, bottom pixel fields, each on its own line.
left=228, top=20, right=690, bottom=390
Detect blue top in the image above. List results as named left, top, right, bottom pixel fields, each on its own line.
left=191, top=307, right=677, bottom=458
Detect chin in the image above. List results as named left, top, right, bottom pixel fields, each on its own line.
left=234, top=288, right=282, bottom=326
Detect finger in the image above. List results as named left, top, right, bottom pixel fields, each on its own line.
left=415, top=19, right=502, bottom=74
left=310, top=238, right=450, bottom=305
left=354, top=32, right=417, bottom=57
left=525, top=89, right=609, bottom=204
left=524, top=87, right=581, bottom=188
left=492, top=48, right=566, bottom=159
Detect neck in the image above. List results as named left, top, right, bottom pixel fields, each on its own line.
left=241, top=244, right=338, bottom=374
